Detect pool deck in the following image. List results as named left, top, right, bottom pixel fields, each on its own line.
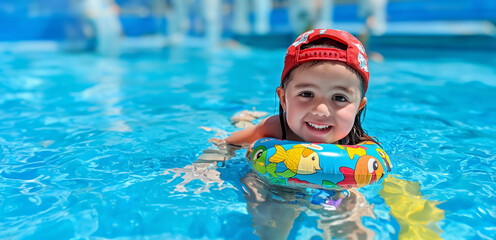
left=0, top=20, right=494, bottom=53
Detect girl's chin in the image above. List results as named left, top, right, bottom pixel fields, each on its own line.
left=300, top=134, right=330, bottom=143
left=300, top=132, right=344, bottom=144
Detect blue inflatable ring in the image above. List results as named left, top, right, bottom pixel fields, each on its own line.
left=247, top=138, right=392, bottom=190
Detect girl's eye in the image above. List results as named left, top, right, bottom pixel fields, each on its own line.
left=299, top=92, right=314, bottom=98
left=333, top=95, right=348, bottom=102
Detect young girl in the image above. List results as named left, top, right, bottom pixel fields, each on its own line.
left=222, top=28, right=377, bottom=146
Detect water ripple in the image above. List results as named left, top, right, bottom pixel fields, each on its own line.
left=1, top=48, right=495, bottom=239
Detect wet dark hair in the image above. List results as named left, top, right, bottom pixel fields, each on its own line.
left=279, top=38, right=379, bottom=145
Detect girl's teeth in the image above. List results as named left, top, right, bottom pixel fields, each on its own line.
left=308, top=122, right=330, bottom=130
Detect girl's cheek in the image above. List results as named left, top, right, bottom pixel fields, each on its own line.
left=288, top=100, right=304, bottom=109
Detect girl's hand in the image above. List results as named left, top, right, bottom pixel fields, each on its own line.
left=209, top=137, right=226, bottom=145
left=245, top=140, right=257, bottom=160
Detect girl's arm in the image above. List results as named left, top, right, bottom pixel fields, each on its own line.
left=223, top=115, right=281, bottom=147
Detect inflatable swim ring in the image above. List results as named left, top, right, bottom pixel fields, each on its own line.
left=247, top=138, right=392, bottom=190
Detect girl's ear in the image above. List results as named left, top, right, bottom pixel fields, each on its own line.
left=358, top=97, right=367, bottom=110
left=276, top=87, right=287, bottom=111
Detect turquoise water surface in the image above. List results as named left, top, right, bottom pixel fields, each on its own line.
left=0, top=45, right=495, bottom=239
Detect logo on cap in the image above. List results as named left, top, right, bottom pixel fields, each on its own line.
left=358, top=53, right=368, bottom=72
left=353, top=43, right=365, bottom=54
left=292, top=30, right=314, bottom=47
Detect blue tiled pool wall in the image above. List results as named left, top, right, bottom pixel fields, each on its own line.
left=0, top=0, right=495, bottom=41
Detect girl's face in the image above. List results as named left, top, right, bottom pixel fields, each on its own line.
left=277, top=62, right=367, bottom=143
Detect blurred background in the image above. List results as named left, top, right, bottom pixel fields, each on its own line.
left=1, top=0, right=495, bottom=54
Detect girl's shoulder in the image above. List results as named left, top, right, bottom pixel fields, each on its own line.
left=258, top=115, right=283, bottom=139
left=259, top=115, right=302, bottom=141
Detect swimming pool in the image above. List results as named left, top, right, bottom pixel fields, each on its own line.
left=0, top=44, right=495, bottom=239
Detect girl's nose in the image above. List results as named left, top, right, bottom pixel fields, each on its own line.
left=312, top=103, right=330, bottom=117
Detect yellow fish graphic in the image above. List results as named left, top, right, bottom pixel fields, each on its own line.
left=267, top=144, right=321, bottom=178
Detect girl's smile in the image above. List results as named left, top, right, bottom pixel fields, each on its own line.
left=305, top=122, right=333, bottom=137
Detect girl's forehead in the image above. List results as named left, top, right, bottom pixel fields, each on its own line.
left=295, top=61, right=358, bottom=76
left=289, top=62, right=362, bottom=88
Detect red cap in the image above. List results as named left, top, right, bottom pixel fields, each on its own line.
left=281, top=29, right=370, bottom=94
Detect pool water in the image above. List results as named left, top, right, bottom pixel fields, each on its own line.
left=0, top=44, right=495, bottom=239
